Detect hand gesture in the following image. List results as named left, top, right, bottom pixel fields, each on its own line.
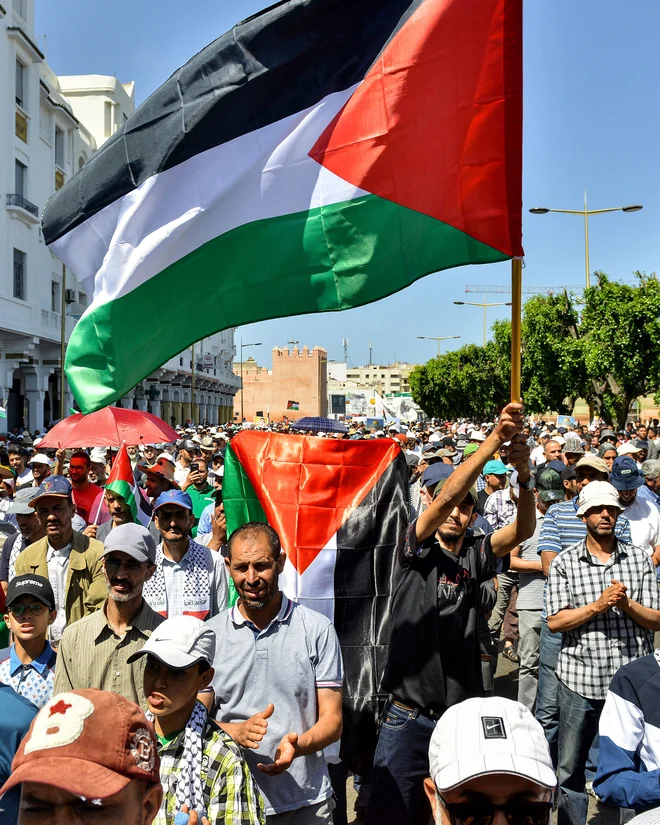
left=494, top=403, right=525, bottom=443
left=211, top=509, right=227, bottom=543
left=507, top=433, right=531, bottom=473
left=176, top=805, right=210, bottom=825
left=595, top=580, right=627, bottom=614
left=183, top=471, right=202, bottom=490
left=56, top=448, right=65, bottom=462
left=257, top=731, right=299, bottom=775
left=610, top=578, right=629, bottom=609
left=82, top=524, right=98, bottom=538
left=233, top=704, right=274, bottom=749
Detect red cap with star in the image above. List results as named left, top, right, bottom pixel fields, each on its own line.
left=0, top=689, right=160, bottom=801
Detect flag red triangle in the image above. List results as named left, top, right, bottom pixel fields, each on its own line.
left=309, top=0, right=523, bottom=257
left=230, top=431, right=401, bottom=574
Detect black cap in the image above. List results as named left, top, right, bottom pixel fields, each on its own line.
left=561, top=466, right=577, bottom=481
left=6, top=574, right=55, bottom=610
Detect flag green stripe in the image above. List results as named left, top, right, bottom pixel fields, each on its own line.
left=66, top=193, right=508, bottom=412
left=223, top=445, right=267, bottom=536
left=106, top=479, right=137, bottom=523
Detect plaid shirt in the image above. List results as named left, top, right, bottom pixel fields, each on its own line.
left=547, top=539, right=660, bottom=700
left=157, top=713, right=265, bottom=825
left=483, top=488, right=517, bottom=531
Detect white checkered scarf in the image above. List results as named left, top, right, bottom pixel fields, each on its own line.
left=143, top=540, right=211, bottom=619
left=8, top=535, right=27, bottom=581
left=149, top=699, right=206, bottom=816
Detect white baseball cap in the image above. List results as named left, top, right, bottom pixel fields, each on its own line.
left=29, top=453, right=53, bottom=467
left=617, top=442, right=642, bottom=457
left=428, top=697, right=556, bottom=792
left=576, top=480, right=623, bottom=517
left=127, top=615, right=216, bottom=670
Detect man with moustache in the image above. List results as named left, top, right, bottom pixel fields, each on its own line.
left=53, top=523, right=163, bottom=710
left=143, top=490, right=227, bottom=620
left=14, top=476, right=106, bottom=647
left=207, top=523, right=343, bottom=823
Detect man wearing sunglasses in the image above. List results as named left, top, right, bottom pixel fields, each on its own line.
left=54, top=523, right=164, bottom=710
left=0, top=574, right=57, bottom=708
left=423, top=696, right=556, bottom=825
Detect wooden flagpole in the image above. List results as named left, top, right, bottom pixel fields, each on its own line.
left=510, top=258, right=523, bottom=402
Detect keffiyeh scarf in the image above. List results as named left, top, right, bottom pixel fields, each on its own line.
left=143, top=540, right=211, bottom=619
left=150, top=700, right=206, bottom=817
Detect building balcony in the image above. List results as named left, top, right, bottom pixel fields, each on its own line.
left=6, top=193, right=40, bottom=226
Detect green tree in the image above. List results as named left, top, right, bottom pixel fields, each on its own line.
left=411, top=272, right=660, bottom=426
left=521, top=292, right=585, bottom=415
left=581, top=272, right=660, bottom=427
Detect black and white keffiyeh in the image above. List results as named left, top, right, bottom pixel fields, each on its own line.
left=150, top=700, right=207, bottom=817
left=143, top=540, right=211, bottom=619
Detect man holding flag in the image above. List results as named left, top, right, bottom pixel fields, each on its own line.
left=366, top=403, right=536, bottom=825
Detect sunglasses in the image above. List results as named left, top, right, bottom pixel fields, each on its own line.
left=8, top=602, right=48, bottom=617
left=439, top=797, right=552, bottom=825
left=103, top=557, right=146, bottom=573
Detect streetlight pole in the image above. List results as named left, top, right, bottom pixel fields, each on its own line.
left=453, top=299, right=512, bottom=346
left=239, top=339, right=262, bottom=422
left=417, top=334, right=461, bottom=357
left=529, top=193, right=642, bottom=289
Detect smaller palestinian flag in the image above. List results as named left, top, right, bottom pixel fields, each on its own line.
left=286, top=400, right=300, bottom=411
left=223, top=430, right=408, bottom=775
left=106, top=444, right=153, bottom=527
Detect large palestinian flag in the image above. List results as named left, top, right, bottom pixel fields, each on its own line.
left=43, top=0, right=522, bottom=414
left=223, top=430, right=408, bottom=774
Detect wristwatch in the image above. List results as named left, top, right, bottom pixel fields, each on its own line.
left=518, top=475, right=535, bottom=491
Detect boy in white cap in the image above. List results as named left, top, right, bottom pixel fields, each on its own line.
left=424, top=696, right=556, bottom=825
left=129, top=615, right=265, bottom=825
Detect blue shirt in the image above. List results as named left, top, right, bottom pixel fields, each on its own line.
left=196, top=501, right=215, bottom=537
left=0, top=683, right=38, bottom=825
left=0, top=642, right=56, bottom=709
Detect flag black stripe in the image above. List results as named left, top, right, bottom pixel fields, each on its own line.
left=44, top=0, right=424, bottom=245
left=333, top=452, right=409, bottom=776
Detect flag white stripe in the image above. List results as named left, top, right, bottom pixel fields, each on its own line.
left=50, top=85, right=366, bottom=312
left=280, top=532, right=337, bottom=625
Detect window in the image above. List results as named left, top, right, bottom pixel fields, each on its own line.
left=13, top=0, right=25, bottom=17
left=78, top=154, right=86, bottom=170
left=15, top=60, right=25, bottom=108
left=13, top=249, right=26, bottom=301
left=54, top=126, right=64, bottom=168
left=78, top=291, right=87, bottom=307
left=14, top=160, right=26, bottom=197
left=51, top=280, right=60, bottom=312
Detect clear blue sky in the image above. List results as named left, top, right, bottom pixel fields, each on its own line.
left=36, top=0, right=659, bottom=368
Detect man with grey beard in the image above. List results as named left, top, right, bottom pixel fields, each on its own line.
left=53, top=523, right=163, bottom=711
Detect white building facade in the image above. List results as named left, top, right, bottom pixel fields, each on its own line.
left=1, top=1, right=239, bottom=430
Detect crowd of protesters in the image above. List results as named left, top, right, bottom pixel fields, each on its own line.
left=1, top=410, right=660, bottom=825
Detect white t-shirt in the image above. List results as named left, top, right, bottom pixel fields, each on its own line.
left=623, top=495, right=660, bottom=555
left=530, top=446, right=546, bottom=467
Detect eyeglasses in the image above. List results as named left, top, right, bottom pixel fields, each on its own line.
left=438, top=797, right=552, bottom=825
left=103, top=557, right=146, bottom=573
left=8, top=602, right=47, bottom=617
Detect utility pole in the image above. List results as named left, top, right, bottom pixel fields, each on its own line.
left=343, top=338, right=349, bottom=364
left=368, top=341, right=373, bottom=366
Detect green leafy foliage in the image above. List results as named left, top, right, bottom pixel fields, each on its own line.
left=410, top=273, right=660, bottom=426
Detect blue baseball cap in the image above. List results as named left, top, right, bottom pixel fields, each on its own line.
left=421, top=462, right=454, bottom=488
left=153, top=489, right=193, bottom=511
left=483, top=459, right=509, bottom=477
left=29, top=475, right=73, bottom=508
left=610, top=456, right=644, bottom=491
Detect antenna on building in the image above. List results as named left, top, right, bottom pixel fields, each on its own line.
left=368, top=341, right=373, bottom=366
left=342, top=338, right=349, bottom=364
